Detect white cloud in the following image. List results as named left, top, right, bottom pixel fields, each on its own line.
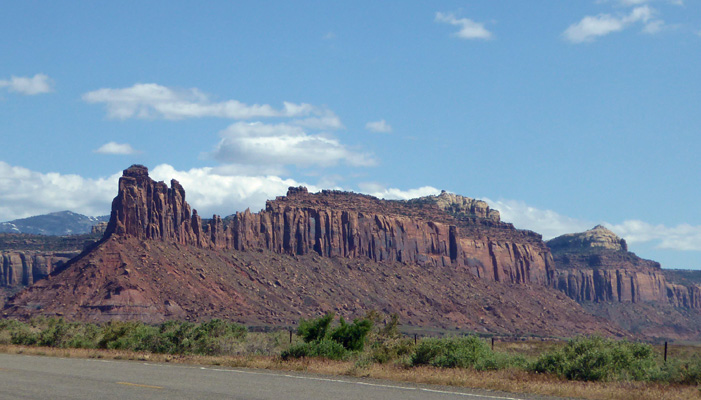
left=365, top=119, right=392, bottom=133
left=606, top=221, right=701, bottom=251
left=94, top=142, right=138, bottom=155
left=563, top=5, right=663, bottom=43
left=0, top=162, right=118, bottom=221
left=0, top=73, right=53, bottom=95
left=150, top=164, right=319, bottom=216
left=210, top=122, right=376, bottom=169
left=435, top=12, right=493, bottom=40
left=481, top=197, right=701, bottom=252
left=358, top=183, right=441, bottom=200
left=292, top=109, right=344, bottom=130
left=0, top=162, right=319, bottom=222
left=483, top=198, right=594, bottom=240
left=82, top=83, right=318, bottom=120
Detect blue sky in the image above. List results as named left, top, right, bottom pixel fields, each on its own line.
left=1, top=1, right=700, bottom=269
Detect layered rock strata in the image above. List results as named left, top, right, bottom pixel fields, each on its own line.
left=1, top=251, right=78, bottom=288
left=106, top=166, right=554, bottom=286
left=548, top=226, right=701, bottom=309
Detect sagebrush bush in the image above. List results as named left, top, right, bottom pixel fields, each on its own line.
left=532, top=336, right=658, bottom=381
left=283, top=313, right=374, bottom=359
left=329, top=317, right=372, bottom=351
left=369, top=337, right=414, bottom=364
left=412, top=335, right=501, bottom=370
left=298, top=313, right=335, bottom=343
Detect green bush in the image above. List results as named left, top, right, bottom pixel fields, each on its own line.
left=411, top=335, right=496, bottom=369
left=329, top=317, right=373, bottom=352
left=189, top=319, right=247, bottom=355
left=369, top=337, right=414, bottom=364
left=284, top=313, right=373, bottom=360
left=298, top=313, right=335, bottom=343
left=532, top=336, right=658, bottom=381
left=653, top=357, right=701, bottom=385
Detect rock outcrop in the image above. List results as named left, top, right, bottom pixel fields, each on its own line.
left=106, top=166, right=553, bottom=286
left=548, top=226, right=701, bottom=309
left=1, top=251, right=78, bottom=288
left=548, top=225, right=627, bottom=252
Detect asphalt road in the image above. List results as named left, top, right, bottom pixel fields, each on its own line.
left=0, top=353, right=557, bottom=400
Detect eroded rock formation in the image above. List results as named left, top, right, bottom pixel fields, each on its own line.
left=1, top=251, right=78, bottom=288
left=548, top=226, right=701, bottom=309
left=106, top=166, right=553, bottom=286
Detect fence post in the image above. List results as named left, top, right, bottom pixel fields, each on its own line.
left=290, top=329, right=293, bottom=344
left=414, top=334, right=417, bottom=345
left=664, top=341, right=668, bottom=363
left=491, top=337, right=495, bottom=351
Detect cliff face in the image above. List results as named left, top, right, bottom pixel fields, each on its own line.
left=548, top=226, right=701, bottom=309
left=1, top=251, right=78, bottom=288
left=106, top=166, right=553, bottom=286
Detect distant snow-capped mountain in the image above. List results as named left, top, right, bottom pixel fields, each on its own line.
left=0, top=211, right=109, bottom=236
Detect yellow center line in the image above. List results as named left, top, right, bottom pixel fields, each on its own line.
left=116, top=381, right=163, bottom=389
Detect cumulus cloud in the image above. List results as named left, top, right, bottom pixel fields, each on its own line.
left=94, top=142, right=138, bottom=155
left=358, top=182, right=441, bottom=200
left=0, top=162, right=119, bottom=221
left=482, top=197, right=701, bottom=252
left=82, top=83, right=318, bottom=120
left=149, top=164, right=319, bottom=216
left=483, top=198, right=594, bottom=240
left=292, top=109, right=344, bottom=130
left=210, top=122, right=376, bottom=169
left=606, top=220, right=701, bottom=251
left=0, top=73, right=53, bottom=95
left=0, top=162, right=318, bottom=222
left=435, top=12, right=493, bottom=40
left=365, top=119, right=392, bottom=133
left=563, top=5, right=663, bottom=43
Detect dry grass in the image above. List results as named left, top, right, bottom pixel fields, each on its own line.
left=1, top=344, right=698, bottom=400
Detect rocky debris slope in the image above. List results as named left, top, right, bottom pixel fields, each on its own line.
left=548, top=225, right=701, bottom=309
left=3, top=165, right=622, bottom=337
left=107, top=165, right=554, bottom=286
left=3, top=235, right=621, bottom=337
left=0, top=250, right=79, bottom=308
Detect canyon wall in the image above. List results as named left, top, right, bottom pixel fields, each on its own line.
left=106, top=165, right=553, bottom=286
left=548, top=226, right=701, bottom=309
left=1, top=250, right=78, bottom=288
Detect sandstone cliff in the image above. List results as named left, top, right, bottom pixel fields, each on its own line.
left=1, top=251, right=79, bottom=288
left=106, top=165, right=554, bottom=286
left=548, top=226, right=701, bottom=309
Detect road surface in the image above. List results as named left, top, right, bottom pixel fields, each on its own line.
left=0, top=353, right=560, bottom=400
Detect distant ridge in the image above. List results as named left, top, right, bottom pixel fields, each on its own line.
left=0, top=211, right=109, bottom=236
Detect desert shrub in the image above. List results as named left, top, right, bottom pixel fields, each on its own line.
left=97, top=321, right=162, bottom=352
left=281, top=339, right=348, bottom=360
left=653, top=356, right=701, bottom=385
left=369, top=337, right=415, bottom=364
left=532, top=336, right=657, bottom=381
left=3, top=320, right=39, bottom=346
left=329, top=317, right=373, bottom=351
left=189, top=319, right=247, bottom=355
left=284, top=313, right=373, bottom=360
left=411, top=335, right=500, bottom=369
left=298, top=313, right=335, bottom=343
left=36, top=318, right=101, bottom=348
